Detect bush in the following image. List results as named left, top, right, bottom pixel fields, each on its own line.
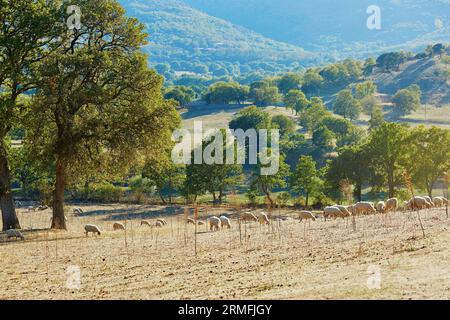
left=90, top=182, right=124, bottom=202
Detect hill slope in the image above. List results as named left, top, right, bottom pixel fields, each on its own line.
left=186, top=0, right=450, bottom=59
left=119, top=0, right=314, bottom=77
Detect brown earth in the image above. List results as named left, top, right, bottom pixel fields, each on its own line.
left=1, top=204, right=450, bottom=300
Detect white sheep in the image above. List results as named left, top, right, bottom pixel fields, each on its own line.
left=334, top=205, right=352, bottom=217
left=73, top=208, right=83, bottom=215
left=433, top=197, right=444, bottom=207
left=155, top=221, right=164, bottom=228
left=257, top=212, right=270, bottom=225
left=385, top=198, right=398, bottom=212
left=113, top=222, right=125, bottom=231
left=219, top=216, right=232, bottom=229
left=376, top=201, right=386, bottom=213
left=6, top=229, right=24, bottom=240
left=409, top=196, right=432, bottom=210
left=208, top=216, right=221, bottom=231
left=354, top=202, right=377, bottom=215
left=298, top=211, right=316, bottom=222
left=84, top=224, right=101, bottom=236
left=323, top=206, right=344, bottom=220
left=424, top=196, right=434, bottom=207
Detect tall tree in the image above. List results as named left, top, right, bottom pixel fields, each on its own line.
left=291, top=156, right=322, bottom=207
left=333, top=89, right=361, bottom=120
left=27, top=0, right=180, bottom=229
left=367, top=123, right=411, bottom=197
left=0, top=0, right=63, bottom=230
left=409, top=126, right=450, bottom=197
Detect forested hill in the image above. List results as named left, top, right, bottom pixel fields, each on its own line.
left=119, top=0, right=314, bottom=79
left=186, top=0, right=450, bottom=59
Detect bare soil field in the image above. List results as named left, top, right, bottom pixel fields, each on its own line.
left=1, top=204, right=450, bottom=300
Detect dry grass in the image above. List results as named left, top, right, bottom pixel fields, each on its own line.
left=1, top=204, right=450, bottom=300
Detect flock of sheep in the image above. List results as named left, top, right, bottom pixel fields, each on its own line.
left=3, top=195, right=449, bottom=240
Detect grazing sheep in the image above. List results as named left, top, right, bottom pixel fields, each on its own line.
left=409, top=196, right=432, bottom=210
left=208, top=216, right=221, bottom=231
left=219, top=216, right=232, bottom=229
left=257, top=212, right=270, bottom=225
left=423, top=196, right=434, bottom=207
left=433, top=196, right=449, bottom=206
left=187, top=218, right=196, bottom=225
left=157, top=218, right=167, bottom=225
left=113, top=222, right=125, bottom=231
left=334, top=205, right=352, bottom=217
left=140, top=220, right=152, bottom=227
left=323, top=206, right=344, bottom=220
left=354, top=202, right=377, bottom=215
left=298, top=211, right=316, bottom=222
left=26, top=206, right=35, bottom=212
left=240, top=212, right=258, bottom=222
left=73, top=208, right=83, bottom=215
left=376, top=201, right=386, bottom=213
left=84, top=224, right=101, bottom=236
left=155, top=221, right=164, bottom=228
left=433, top=197, right=444, bottom=207
left=37, top=205, right=48, bottom=211
left=6, top=229, right=24, bottom=240
left=385, top=198, right=399, bottom=213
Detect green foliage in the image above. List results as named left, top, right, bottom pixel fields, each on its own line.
left=164, top=86, right=196, bottom=106
left=376, top=51, right=411, bottom=72
left=333, top=89, right=361, bottom=120
left=204, top=82, right=249, bottom=104
left=301, top=69, right=324, bottom=96
left=392, top=85, right=421, bottom=115
left=277, top=73, right=302, bottom=94
left=229, top=106, right=272, bottom=131
left=408, top=126, right=450, bottom=196
left=271, top=115, right=296, bottom=137
left=368, top=106, right=385, bottom=131
left=249, top=81, right=281, bottom=106
left=312, top=126, right=335, bottom=150
left=298, top=97, right=330, bottom=132
left=283, top=89, right=309, bottom=114
left=291, top=156, right=322, bottom=206
left=355, top=80, right=377, bottom=100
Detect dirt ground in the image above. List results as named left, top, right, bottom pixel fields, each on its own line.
left=1, top=203, right=450, bottom=300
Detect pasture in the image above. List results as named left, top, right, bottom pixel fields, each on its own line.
left=1, top=203, right=450, bottom=299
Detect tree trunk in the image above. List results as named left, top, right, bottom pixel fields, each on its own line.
left=354, top=184, right=362, bottom=202
left=0, top=143, right=20, bottom=231
left=158, top=191, right=167, bottom=205
left=51, top=157, right=67, bottom=229
left=305, top=192, right=309, bottom=208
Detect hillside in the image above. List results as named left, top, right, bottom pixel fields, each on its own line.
left=186, top=0, right=450, bottom=60
left=372, top=55, right=450, bottom=105
left=119, top=0, right=313, bottom=78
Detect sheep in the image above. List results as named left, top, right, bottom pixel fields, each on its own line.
left=323, top=206, right=344, bottom=220
left=73, top=208, right=83, bottom=215
left=433, top=197, right=444, bottom=207
left=155, top=221, right=164, bottom=228
left=6, top=229, right=24, bottom=240
left=409, top=196, right=432, bottom=210
left=424, top=196, right=434, bottom=207
left=37, top=205, right=49, bottom=211
left=219, top=216, right=232, bottom=229
left=433, top=196, right=449, bottom=207
left=240, top=212, right=258, bottom=223
left=208, top=216, right=221, bottom=231
left=113, top=222, right=125, bottom=231
left=334, top=205, right=352, bottom=217
left=354, top=202, right=377, bottom=215
left=84, top=224, right=101, bottom=236
left=156, top=218, right=167, bottom=225
left=187, top=218, right=196, bottom=225
left=298, top=211, right=316, bottom=222
left=140, top=220, right=152, bottom=227
left=376, top=201, right=386, bottom=214
left=257, top=212, right=270, bottom=225
left=385, top=198, right=398, bottom=213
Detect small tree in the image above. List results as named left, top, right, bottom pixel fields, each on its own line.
left=333, top=89, right=361, bottom=120
left=392, top=85, right=421, bottom=115
left=291, top=156, right=322, bottom=207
